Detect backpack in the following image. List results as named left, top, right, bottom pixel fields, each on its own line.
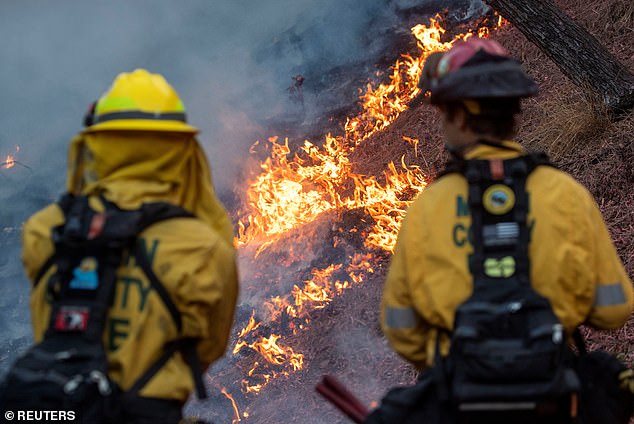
left=0, top=194, right=207, bottom=423
left=438, top=153, right=581, bottom=422
left=365, top=152, right=633, bottom=424
left=437, top=152, right=634, bottom=424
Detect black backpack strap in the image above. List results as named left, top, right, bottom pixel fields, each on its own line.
left=439, top=150, right=553, bottom=179
left=134, top=244, right=182, bottom=331
left=33, top=256, right=56, bottom=289
left=572, top=328, right=588, bottom=356
left=130, top=202, right=208, bottom=400
left=124, top=341, right=183, bottom=397
left=433, top=330, right=451, bottom=402
left=438, top=157, right=465, bottom=178
left=33, top=194, right=79, bottom=288
left=508, top=157, right=531, bottom=285
left=132, top=242, right=208, bottom=399
left=136, top=202, right=195, bottom=233
left=464, top=161, right=486, bottom=279
left=181, top=339, right=208, bottom=400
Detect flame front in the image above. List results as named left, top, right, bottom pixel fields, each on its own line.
left=236, top=16, right=497, bottom=252
left=227, top=13, right=505, bottom=406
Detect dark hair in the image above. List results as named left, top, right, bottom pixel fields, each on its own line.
left=445, top=98, right=520, bottom=140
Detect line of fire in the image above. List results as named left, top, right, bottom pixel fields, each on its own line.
left=221, top=14, right=505, bottom=423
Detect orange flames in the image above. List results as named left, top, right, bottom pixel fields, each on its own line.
left=3, top=155, right=15, bottom=169
left=2, top=146, right=21, bottom=169
left=402, top=136, right=420, bottom=157
left=221, top=387, right=243, bottom=424
left=234, top=333, right=304, bottom=394
left=227, top=12, right=505, bottom=409
left=236, top=15, right=500, bottom=252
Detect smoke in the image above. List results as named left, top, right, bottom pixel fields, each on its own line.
left=0, top=0, right=487, bottom=191
left=2, top=0, right=399, bottom=376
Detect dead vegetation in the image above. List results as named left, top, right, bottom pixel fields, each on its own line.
left=520, top=87, right=611, bottom=161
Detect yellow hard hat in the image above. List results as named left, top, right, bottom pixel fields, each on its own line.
left=85, top=68, right=198, bottom=133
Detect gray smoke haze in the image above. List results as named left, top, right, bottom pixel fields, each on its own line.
left=0, top=0, right=403, bottom=357
left=1, top=0, right=395, bottom=190
left=0, top=0, right=487, bottom=418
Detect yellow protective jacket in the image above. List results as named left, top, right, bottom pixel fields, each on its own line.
left=22, top=131, right=239, bottom=403
left=381, top=141, right=633, bottom=370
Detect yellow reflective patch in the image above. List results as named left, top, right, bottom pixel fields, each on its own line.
left=484, top=256, right=516, bottom=278
left=96, top=96, right=138, bottom=114
left=483, top=184, right=515, bottom=215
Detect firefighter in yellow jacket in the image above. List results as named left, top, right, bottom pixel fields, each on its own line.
left=21, top=69, right=238, bottom=422
left=382, top=38, right=632, bottom=371
left=369, top=39, right=634, bottom=424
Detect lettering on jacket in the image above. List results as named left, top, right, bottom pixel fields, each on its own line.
left=107, top=238, right=160, bottom=351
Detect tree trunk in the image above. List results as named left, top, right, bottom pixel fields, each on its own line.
left=485, top=0, right=634, bottom=115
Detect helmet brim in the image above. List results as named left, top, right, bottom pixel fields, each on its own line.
left=84, top=119, right=198, bottom=134
left=430, top=60, right=539, bottom=104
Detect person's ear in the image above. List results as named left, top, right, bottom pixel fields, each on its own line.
left=455, top=107, right=469, bottom=130
left=439, top=105, right=452, bottom=124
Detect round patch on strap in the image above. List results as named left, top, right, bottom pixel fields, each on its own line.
left=483, top=184, right=515, bottom=215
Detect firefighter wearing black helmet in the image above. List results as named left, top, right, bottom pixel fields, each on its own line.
left=367, top=38, right=633, bottom=423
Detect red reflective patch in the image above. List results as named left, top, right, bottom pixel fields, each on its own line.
left=490, top=159, right=505, bottom=180
left=54, top=307, right=90, bottom=332
left=88, top=213, right=106, bottom=239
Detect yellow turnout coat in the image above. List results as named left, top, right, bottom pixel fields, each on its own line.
left=22, top=130, right=238, bottom=402
left=381, top=141, right=633, bottom=370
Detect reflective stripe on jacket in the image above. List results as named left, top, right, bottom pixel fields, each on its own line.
left=381, top=141, right=633, bottom=370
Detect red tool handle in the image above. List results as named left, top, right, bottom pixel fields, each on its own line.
left=316, top=375, right=370, bottom=423
left=322, top=375, right=370, bottom=417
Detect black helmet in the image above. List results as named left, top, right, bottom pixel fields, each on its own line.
left=419, top=38, right=538, bottom=106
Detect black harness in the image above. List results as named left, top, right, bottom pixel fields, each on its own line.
left=2, top=194, right=207, bottom=423
left=439, top=153, right=583, bottom=422
left=442, top=152, right=552, bottom=285
left=364, top=152, right=633, bottom=424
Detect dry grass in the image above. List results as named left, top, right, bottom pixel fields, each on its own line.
left=520, top=87, right=611, bottom=161
left=569, top=0, right=634, bottom=37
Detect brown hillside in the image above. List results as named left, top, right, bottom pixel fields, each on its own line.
left=208, top=1, right=634, bottom=422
